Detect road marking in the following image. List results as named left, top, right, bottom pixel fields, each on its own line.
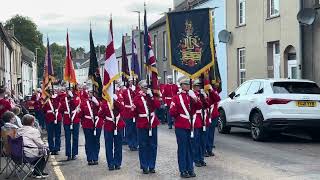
left=51, top=155, right=65, bottom=180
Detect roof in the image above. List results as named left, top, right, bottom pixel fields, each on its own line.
left=148, top=0, right=210, bottom=31
left=21, top=46, right=35, bottom=64
left=73, top=58, right=87, bottom=69
left=0, top=23, right=13, bottom=51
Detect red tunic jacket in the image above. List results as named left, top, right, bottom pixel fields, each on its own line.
left=209, top=89, right=221, bottom=119
left=162, top=84, right=179, bottom=106
left=120, top=88, right=135, bottom=119
left=169, top=91, right=202, bottom=129
left=0, top=98, right=13, bottom=119
left=193, top=91, right=210, bottom=129
left=43, top=96, right=62, bottom=124
left=99, top=100, right=125, bottom=132
left=79, top=99, right=103, bottom=129
left=59, top=95, right=81, bottom=125
left=133, top=92, right=161, bottom=129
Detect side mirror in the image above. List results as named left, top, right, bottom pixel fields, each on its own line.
left=229, top=92, right=236, bottom=99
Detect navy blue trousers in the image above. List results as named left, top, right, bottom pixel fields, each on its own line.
left=47, top=121, right=61, bottom=152
left=35, top=110, right=45, bottom=129
left=126, top=119, right=138, bottom=149
left=206, top=118, right=218, bottom=153
left=175, top=128, right=194, bottom=173
left=191, top=128, right=206, bottom=163
left=137, top=128, right=158, bottom=170
left=64, top=124, right=79, bottom=157
left=104, top=129, right=123, bottom=168
left=166, top=107, right=174, bottom=128
left=83, top=128, right=102, bottom=162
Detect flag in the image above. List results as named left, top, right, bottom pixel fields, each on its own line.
left=63, top=31, right=77, bottom=85
left=121, top=35, right=130, bottom=83
left=144, top=7, right=159, bottom=94
left=131, top=30, right=140, bottom=81
left=102, top=17, right=121, bottom=103
left=88, top=27, right=102, bottom=98
left=41, top=37, right=54, bottom=103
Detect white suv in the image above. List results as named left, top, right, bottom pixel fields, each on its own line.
left=218, top=79, right=320, bottom=141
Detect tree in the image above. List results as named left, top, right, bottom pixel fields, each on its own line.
left=5, top=15, right=45, bottom=80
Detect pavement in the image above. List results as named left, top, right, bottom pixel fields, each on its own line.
left=2, top=126, right=320, bottom=180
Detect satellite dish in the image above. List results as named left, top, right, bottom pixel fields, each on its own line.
left=218, top=30, right=232, bottom=43
left=297, top=8, right=317, bottom=25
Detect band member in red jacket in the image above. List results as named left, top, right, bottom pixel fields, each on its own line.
left=43, top=90, right=62, bottom=155
left=191, top=79, right=210, bottom=167
left=169, top=77, right=202, bottom=178
left=0, top=86, right=13, bottom=126
left=121, top=78, right=138, bottom=151
left=205, top=84, right=221, bottom=157
left=99, top=95, right=125, bottom=171
left=133, top=80, right=161, bottom=174
left=32, top=88, right=45, bottom=129
left=60, top=89, right=81, bottom=161
left=79, top=91, right=103, bottom=165
left=162, top=75, right=179, bottom=129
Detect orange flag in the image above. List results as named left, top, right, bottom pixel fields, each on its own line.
left=64, top=31, right=77, bottom=85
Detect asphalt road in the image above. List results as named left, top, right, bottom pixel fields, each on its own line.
left=2, top=126, right=320, bottom=180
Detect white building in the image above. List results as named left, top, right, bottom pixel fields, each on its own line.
left=0, top=23, right=12, bottom=88
left=21, top=46, right=35, bottom=96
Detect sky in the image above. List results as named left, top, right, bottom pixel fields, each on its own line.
left=0, top=0, right=173, bottom=51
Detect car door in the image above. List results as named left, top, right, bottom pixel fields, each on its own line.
left=238, top=81, right=262, bottom=122
left=228, top=81, right=251, bottom=122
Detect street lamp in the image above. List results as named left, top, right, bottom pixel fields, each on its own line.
left=132, top=10, right=143, bottom=78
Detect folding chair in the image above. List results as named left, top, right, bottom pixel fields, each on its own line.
left=0, top=128, right=16, bottom=175
left=6, top=136, right=45, bottom=180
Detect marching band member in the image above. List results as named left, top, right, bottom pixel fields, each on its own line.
left=99, top=94, right=125, bottom=171
left=121, top=78, right=138, bottom=151
left=205, top=83, right=221, bottom=157
left=169, top=77, right=202, bottom=178
left=80, top=91, right=103, bottom=165
left=60, top=89, right=81, bottom=161
left=43, top=89, right=62, bottom=155
left=133, top=80, right=161, bottom=174
left=162, top=75, right=179, bottom=129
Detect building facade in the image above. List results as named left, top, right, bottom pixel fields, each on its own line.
left=21, top=46, right=35, bottom=96
left=9, top=34, right=22, bottom=95
left=226, top=0, right=301, bottom=92
left=0, top=23, right=12, bottom=87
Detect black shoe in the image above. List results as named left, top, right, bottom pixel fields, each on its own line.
left=208, top=152, right=215, bottom=157
left=149, top=168, right=155, bottom=173
left=51, top=151, right=56, bottom=155
left=88, top=161, right=94, bottom=165
left=180, top=171, right=190, bottom=178
left=188, top=171, right=196, bottom=178
left=41, top=172, right=49, bottom=178
left=168, top=126, right=173, bottom=129
left=142, top=169, right=149, bottom=174
left=204, top=152, right=210, bottom=157
left=213, top=145, right=216, bottom=148
left=93, top=161, right=99, bottom=165
left=195, top=162, right=202, bottom=167
left=115, top=166, right=121, bottom=170
left=71, top=156, right=77, bottom=160
left=200, top=161, right=207, bottom=166
left=67, top=156, right=72, bottom=161
left=109, top=166, right=115, bottom=171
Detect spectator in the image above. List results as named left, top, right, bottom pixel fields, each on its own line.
left=11, top=106, right=23, bottom=128
left=0, top=86, right=13, bottom=127
left=16, top=114, right=49, bottom=178
left=1, top=111, right=19, bottom=132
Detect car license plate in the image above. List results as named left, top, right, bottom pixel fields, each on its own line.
left=296, top=101, right=317, bottom=107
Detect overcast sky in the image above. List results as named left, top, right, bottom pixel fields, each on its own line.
left=0, top=0, right=173, bottom=51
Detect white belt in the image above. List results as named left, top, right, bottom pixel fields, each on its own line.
left=125, top=105, right=132, bottom=108
left=85, top=115, right=93, bottom=119
left=165, top=97, right=172, bottom=100
left=47, top=110, right=54, bottom=113
left=105, top=115, right=120, bottom=122
left=64, top=111, right=69, bottom=114
left=138, top=112, right=155, bottom=118
left=180, top=114, right=189, bottom=119
left=195, top=110, right=202, bottom=114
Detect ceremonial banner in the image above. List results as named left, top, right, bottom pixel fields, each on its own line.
left=131, top=30, right=140, bottom=81
left=64, top=31, right=77, bottom=85
left=166, top=8, right=215, bottom=79
left=41, top=37, right=54, bottom=103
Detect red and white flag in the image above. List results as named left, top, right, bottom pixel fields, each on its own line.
left=102, top=17, right=120, bottom=103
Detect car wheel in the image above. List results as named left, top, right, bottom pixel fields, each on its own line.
left=218, top=109, right=231, bottom=134
left=250, top=112, right=268, bottom=141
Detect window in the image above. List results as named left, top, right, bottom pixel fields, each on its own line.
left=153, top=34, right=157, bottom=60
left=247, top=81, right=262, bottom=95
left=238, top=0, right=246, bottom=25
left=163, top=31, right=167, bottom=60
left=269, top=0, right=280, bottom=17
left=238, top=48, right=246, bottom=84
left=235, top=81, right=251, bottom=97
left=272, top=82, right=320, bottom=94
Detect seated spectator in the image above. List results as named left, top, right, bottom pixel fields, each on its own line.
left=16, top=114, right=49, bottom=178
left=11, top=107, right=23, bottom=128
left=1, top=111, right=19, bottom=132
left=1, top=111, right=19, bottom=155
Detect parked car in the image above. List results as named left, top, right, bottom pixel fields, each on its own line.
left=218, top=79, right=320, bottom=141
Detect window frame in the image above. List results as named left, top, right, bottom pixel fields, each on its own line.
left=162, top=31, right=167, bottom=60
left=238, top=48, right=246, bottom=85
left=238, top=0, right=246, bottom=26
left=269, top=0, right=280, bottom=18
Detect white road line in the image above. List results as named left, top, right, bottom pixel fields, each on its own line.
left=51, top=155, right=65, bottom=180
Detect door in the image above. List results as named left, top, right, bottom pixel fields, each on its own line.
left=228, top=81, right=251, bottom=122
left=288, top=60, right=297, bottom=79
left=273, top=42, right=280, bottom=78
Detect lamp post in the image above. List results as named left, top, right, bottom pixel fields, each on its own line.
left=132, top=10, right=143, bottom=79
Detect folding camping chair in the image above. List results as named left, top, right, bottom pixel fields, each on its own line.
left=0, top=127, right=17, bottom=175
left=6, top=136, right=46, bottom=180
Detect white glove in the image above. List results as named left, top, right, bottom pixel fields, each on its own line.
left=147, top=88, right=153, bottom=97
left=113, top=94, right=118, bottom=101
left=200, top=89, right=207, bottom=98
left=91, top=96, right=99, bottom=106
left=188, top=90, right=197, bottom=100
left=52, top=94, right=57, bottom=98
left=131, top=85, right=136, bottom=91
left=68, top=90, right=73, bottom=98
left=95, top=116, right=99, bottom=121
